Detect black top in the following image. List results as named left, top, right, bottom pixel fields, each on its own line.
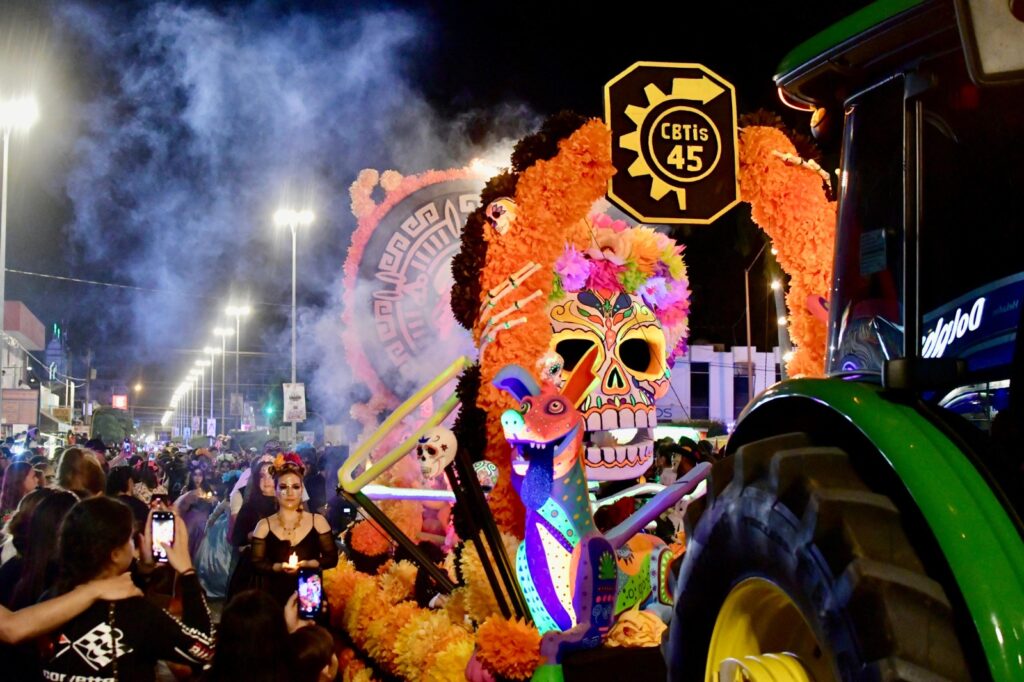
left=250, top=515, right=338, bottom=606
left=0, top=554, right=23, bottom=607
left=41, top=573, right=214, bottom=682
left=230, top=494, right=277, bottom=547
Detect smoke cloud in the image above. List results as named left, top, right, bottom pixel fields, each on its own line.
left=54, top=1, right=535, bottom=433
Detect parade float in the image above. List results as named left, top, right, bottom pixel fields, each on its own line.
left=327, top=2, right=1024, bottom=680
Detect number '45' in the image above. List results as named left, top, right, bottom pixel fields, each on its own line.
left=667, top=145, right=702, bottom=172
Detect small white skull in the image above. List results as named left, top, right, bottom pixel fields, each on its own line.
left=415, top=426, right=457, bottom=479
left=484, top=197, right=517, bottom=236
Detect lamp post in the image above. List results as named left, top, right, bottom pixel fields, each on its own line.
left=744, top=241, right=768, bottom=402
left=225, top=303, right=250, bottom=428
left=273, top=208, right=314, bottom=425
left=0, top=95, right=38, bottom=431
left=194, top=360, right=209, bottom=428
left=203, top=346, right=221, bottom=428
left=213, top=328, right=233, bottom=428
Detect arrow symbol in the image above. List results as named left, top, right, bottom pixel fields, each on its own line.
left=672, top=76, right=724, bottom=104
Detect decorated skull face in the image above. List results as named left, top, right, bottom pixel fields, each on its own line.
left=549, top=290, right=670, bottom=480
left=415, top=426, right=458, bottom=479
left=484, top=197, right=517, bottom=236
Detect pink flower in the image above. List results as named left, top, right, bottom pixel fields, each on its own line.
left=587, top=259, right=625, bottom=291
left=554, top=245, right=592, bottom=292
left=590, top=213, right=630, bottom=233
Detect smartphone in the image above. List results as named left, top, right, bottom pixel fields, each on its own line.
left=297, top=568, right=323, bottom=620
left=151, top=511, right=175, bottom=563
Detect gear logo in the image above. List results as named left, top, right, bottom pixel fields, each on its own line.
left=605, top=63, right=739, bottom=225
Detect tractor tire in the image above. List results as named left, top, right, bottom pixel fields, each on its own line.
left=665, top=432, right=971, bottom=681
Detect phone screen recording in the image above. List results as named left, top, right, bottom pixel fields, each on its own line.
left=297, top=569, right=323, bottom=619
left=151, top=513, right=175, bottom=563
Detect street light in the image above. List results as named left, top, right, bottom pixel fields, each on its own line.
left=0, top=95, right=39, bottom=431
left=274, top=208, right=314, bottom=422
left=194, top=360, right=209, bottom=424
left=225, top=304, right=250, bottom=429
left=213, top=327, right=233, bottom=430
left=203, top=346, right=221, bottom=427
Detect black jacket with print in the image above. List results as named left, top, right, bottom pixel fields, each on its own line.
left=40, top=573, right=214, bottom=682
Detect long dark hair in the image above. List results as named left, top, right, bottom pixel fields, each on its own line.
left=3, top=486, right=54, bottom=554
left=10, top=490, right=77, bottom=608
left=0, top=461, right=35, bottom=513
left=187, top=464, right=214, bottom=494
left=244, top=460, right=274, bottom=505
left=55, top=496, right=134, bottom=595
left=205, top=590, right=294, bottom=682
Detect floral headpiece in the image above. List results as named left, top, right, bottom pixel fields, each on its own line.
left=553, top=213, right=692, bottom=362
left=271, top=452, right=305, bottom=478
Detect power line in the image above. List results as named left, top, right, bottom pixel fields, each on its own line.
left=5, top=267, right=289, bottom=309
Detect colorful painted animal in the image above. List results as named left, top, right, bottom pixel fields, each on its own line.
left=493, top=348, right=709, bottom=664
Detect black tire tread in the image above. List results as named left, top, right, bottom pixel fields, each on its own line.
left=670, top=432, right=970, bottom=681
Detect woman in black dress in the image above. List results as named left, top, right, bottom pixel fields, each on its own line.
left=226, top=459, right=277, bottom=599
left=250, top=453, right=337, bottom=606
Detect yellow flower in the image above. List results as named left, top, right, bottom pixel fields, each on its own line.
left=423, top=637, right=475, bottom=682
left=380, top=560, right=418, bottom=604
left=627, top=226, right=662, bottom=274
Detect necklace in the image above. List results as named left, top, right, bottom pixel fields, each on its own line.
left=278, top=510, right=303, bottom=540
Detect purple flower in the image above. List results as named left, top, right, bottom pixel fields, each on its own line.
left=554, top=245, right=592, bottom=292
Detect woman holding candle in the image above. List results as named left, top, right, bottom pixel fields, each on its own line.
left=250, top=453, right=337, bottom=606
left=174, top=461, right=217, bottom=557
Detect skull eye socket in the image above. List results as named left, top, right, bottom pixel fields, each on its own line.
left=620, top=338, right=654, bottom=374
left=426, top=446, right=438, bottom=456
left=546, top=399, right=566, bottom=415
left=555, top=339, right=596, bottom=371
left=520, top=401, right=531, bottom=413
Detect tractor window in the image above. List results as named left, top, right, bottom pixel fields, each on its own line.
left=919, top=56, right=1024, bottom=379
left=827, top=78, right=905, bottom=375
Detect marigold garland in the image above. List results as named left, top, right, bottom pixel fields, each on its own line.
left=739, top=125, right=835, bottom=376
left=472, top=119, right=614, bottom=535
left=423, top=637, right=476, bottom=682
left=393, top=610, right=472, bottom=681
left=454, top=532, right=522, bottom=625
left=474, top=617, right=544, bottom=681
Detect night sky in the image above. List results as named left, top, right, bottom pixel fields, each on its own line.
left=0, top=0, right=869, bottom=427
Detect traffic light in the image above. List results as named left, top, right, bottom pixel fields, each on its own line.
left=265, top=404, right=275, bottom=416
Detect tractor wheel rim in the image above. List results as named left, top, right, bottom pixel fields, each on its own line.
left=705, top=577, right=832, bottom=681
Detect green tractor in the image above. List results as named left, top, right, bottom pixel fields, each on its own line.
left=668, top=1, right=1024, bottom=680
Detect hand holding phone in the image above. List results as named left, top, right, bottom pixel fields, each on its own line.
left=296, top=568, right=323, bottom=620
left=150, top=511, right=175, bottom=563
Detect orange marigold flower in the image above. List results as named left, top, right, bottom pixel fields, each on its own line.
left=475, top=617, right=544, bottom=681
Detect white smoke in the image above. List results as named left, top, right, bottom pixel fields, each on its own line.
left=55, top=1, right=536, bottom=434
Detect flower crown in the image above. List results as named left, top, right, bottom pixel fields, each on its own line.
left=553, top=213, right=692, bottom=362
left=271, top=452, right=305, bottom=477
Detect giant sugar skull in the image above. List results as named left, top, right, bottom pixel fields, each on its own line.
left=549, top=288, right=670, bottom=480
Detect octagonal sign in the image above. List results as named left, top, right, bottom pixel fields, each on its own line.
left=605, top=62, right=739, bottom=225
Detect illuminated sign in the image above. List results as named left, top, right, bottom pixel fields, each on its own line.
left=111, top=394, right=128, bottom=410
left=921, top=271, right=1024, bottom=370
left=605, top=62, right=739, bottom=224
left=921, top=298, right=986, bottom=358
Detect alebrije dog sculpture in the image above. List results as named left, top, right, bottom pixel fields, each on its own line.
left=493, top=347, right=709, bottom=670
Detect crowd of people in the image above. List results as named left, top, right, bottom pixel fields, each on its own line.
left=0, top=438, right=346, bottom=682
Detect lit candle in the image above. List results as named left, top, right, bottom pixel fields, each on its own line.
left=287, top=552, right=299, bottom=570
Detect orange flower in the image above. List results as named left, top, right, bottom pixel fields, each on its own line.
left=739, top=125, right=835, bottom=376
left=475, top=617, right=544, bottom=681
left=350, top=519, right=391, bottom=557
